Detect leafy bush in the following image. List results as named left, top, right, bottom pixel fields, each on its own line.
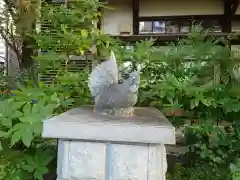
left=0, top=0, right=111, bottom=179
left=167, top=163, right=231, bottom=180
left=0, top=0, right=153, bottom=179
left=137, top=25, right=240, bottom=175
left=1, top=0, right=240, bottom=179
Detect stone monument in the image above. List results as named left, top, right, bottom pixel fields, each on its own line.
left=88, top=50, right=140, bottom=117
left=42, top=51, right=176, bottom=180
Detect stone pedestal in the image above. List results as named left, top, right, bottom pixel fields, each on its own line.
left=42, top=107, right=175, bottom=180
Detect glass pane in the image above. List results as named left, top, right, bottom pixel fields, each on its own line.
left=139, top=21, right=153, bottom=33
left=204, top=20, right=221, bottom=32
left=180, top=22, right=190, bottom=33
left=232, top=21, right=240, bottom=32
left=211, top=24, right=221, bottom=32
left=165, top=21, right=180, bottom=33
left=232, top=45, right=240, bottom=52
left=153, top=21, right=165, bottom=33
left=52, top=0, right=65, bottom=3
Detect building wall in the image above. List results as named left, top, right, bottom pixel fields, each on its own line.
left=101, top=0, right=133, bottom=35
left=236, top=6, right=240, bottom=15
left=101, top=0, right=224, bottom=35
left=139, top=0, right=223, bottom=17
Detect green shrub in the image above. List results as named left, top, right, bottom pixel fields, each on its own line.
left=1, top=0, right=240, bottom=178
left=0, top=0, right=112, bottom=179
left=138, top=25, right=240, bottom=168
left=0, top=0, right=152, bottom=179
left=167, top=163, right=231, bottom=180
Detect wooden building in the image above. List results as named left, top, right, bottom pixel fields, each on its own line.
left=99, top=0, right=240, bottom=45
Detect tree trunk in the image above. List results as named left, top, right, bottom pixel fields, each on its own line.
left=21, top=35, right=38, bottom=87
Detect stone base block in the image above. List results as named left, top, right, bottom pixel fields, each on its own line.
left=57, top=140, right=167, bottom=180
left=42, top=107, right=175, bottom=180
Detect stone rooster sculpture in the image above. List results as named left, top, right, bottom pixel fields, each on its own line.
left=88, top=51, right=140, bottom=116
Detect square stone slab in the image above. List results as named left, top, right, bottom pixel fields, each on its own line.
left=42, top=106, right=175, bottom=145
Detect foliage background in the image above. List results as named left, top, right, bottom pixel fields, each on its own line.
left=0, top=0, right=240, bottom=180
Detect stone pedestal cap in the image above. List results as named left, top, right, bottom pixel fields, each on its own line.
left=42, top=107, right=175, bottom=145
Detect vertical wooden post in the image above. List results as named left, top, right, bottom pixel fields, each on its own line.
left=132, top=0, right=139, bottom=35
left=222, top=1, right=232, bottom=33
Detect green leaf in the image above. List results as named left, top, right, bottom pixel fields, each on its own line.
left=201, top=98, right=213, bottom=107
left=32, top=99, right=46, bottom=115
left=11, top=168, right=29, bottom=180
left=23, top=103, right=32, bottom=117
left=13, top=101, right=26, bottom=110
left=21, top=164, right=35, bottom=172
left=79, top=47, right=85, bottom=55
left=21, top=156, right=35, bottom=172
left=50, top=93, right=59, bottom=103
left=81, top=29, right=88, bottom=38
left=39, top=166, right=49, bottom=174
left=230, top=163, right=240, bottom=173
left=19, top=116, right=31, bottom=123
left=237, top=127, right=240, bottom=137
left=11, top=123, right=23, bottom=132
left=190, top=99, right=199, bottom=109
left=41, top=104, right=56, bottom=118
left=34, top=169, right=44, bottom=180
left=0, top=130, right=9, bottom=138
left=1, top=117, right=12, bottom=128
left=24, top=155, right=35, bottom=166
left=10, top=123, right=35, bottom=147
left=34, top=149, right=55, bottom=166
left=11, top=130, right=22, bottom=146
left=21, top=127, right=34, bottom=147
left=12, top=111, right=23, bottom=119
left=34, top=166, right=49, bottom=180
left=32, top=122, right=43, bottom=135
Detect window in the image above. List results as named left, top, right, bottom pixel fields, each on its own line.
left=138, top=16, right=221, bottom=34
left=180, top=22, right=190, bottom=33
left=193, top=20, right=221, bottom=32
left=153, top=21, right=166, bottom=33
left=204, top=20, right=221, bottom=32
left=165, top=21, right=180, bottom=33
left=52, top=0, right=65, bottom=3
left=232, top=21, right=240, bottom=32
left=139, top=20, right=189, bottom=34
left=139, top=21, right=153, bottom=33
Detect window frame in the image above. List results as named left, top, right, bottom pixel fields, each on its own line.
left=138, top=15, right=240, bottom=35
left=138, top=15, right=224, bottom=34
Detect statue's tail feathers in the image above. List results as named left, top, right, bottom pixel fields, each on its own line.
left=88, top=51, right=119, bottom=97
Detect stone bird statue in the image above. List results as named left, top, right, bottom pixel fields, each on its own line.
left=88, top=51, right=140, bottom=116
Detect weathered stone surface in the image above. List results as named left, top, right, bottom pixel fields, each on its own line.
left=42, top=107, right=175, bottom=145
left=107, top=143, right=148, bottom=180
left=69, top=142, right=106, bottom=180
left=56, top=141, right=167, bottom=180
left=42, top=107, right=175, bottom=180
left=148, top=145, right=167, bottom=180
